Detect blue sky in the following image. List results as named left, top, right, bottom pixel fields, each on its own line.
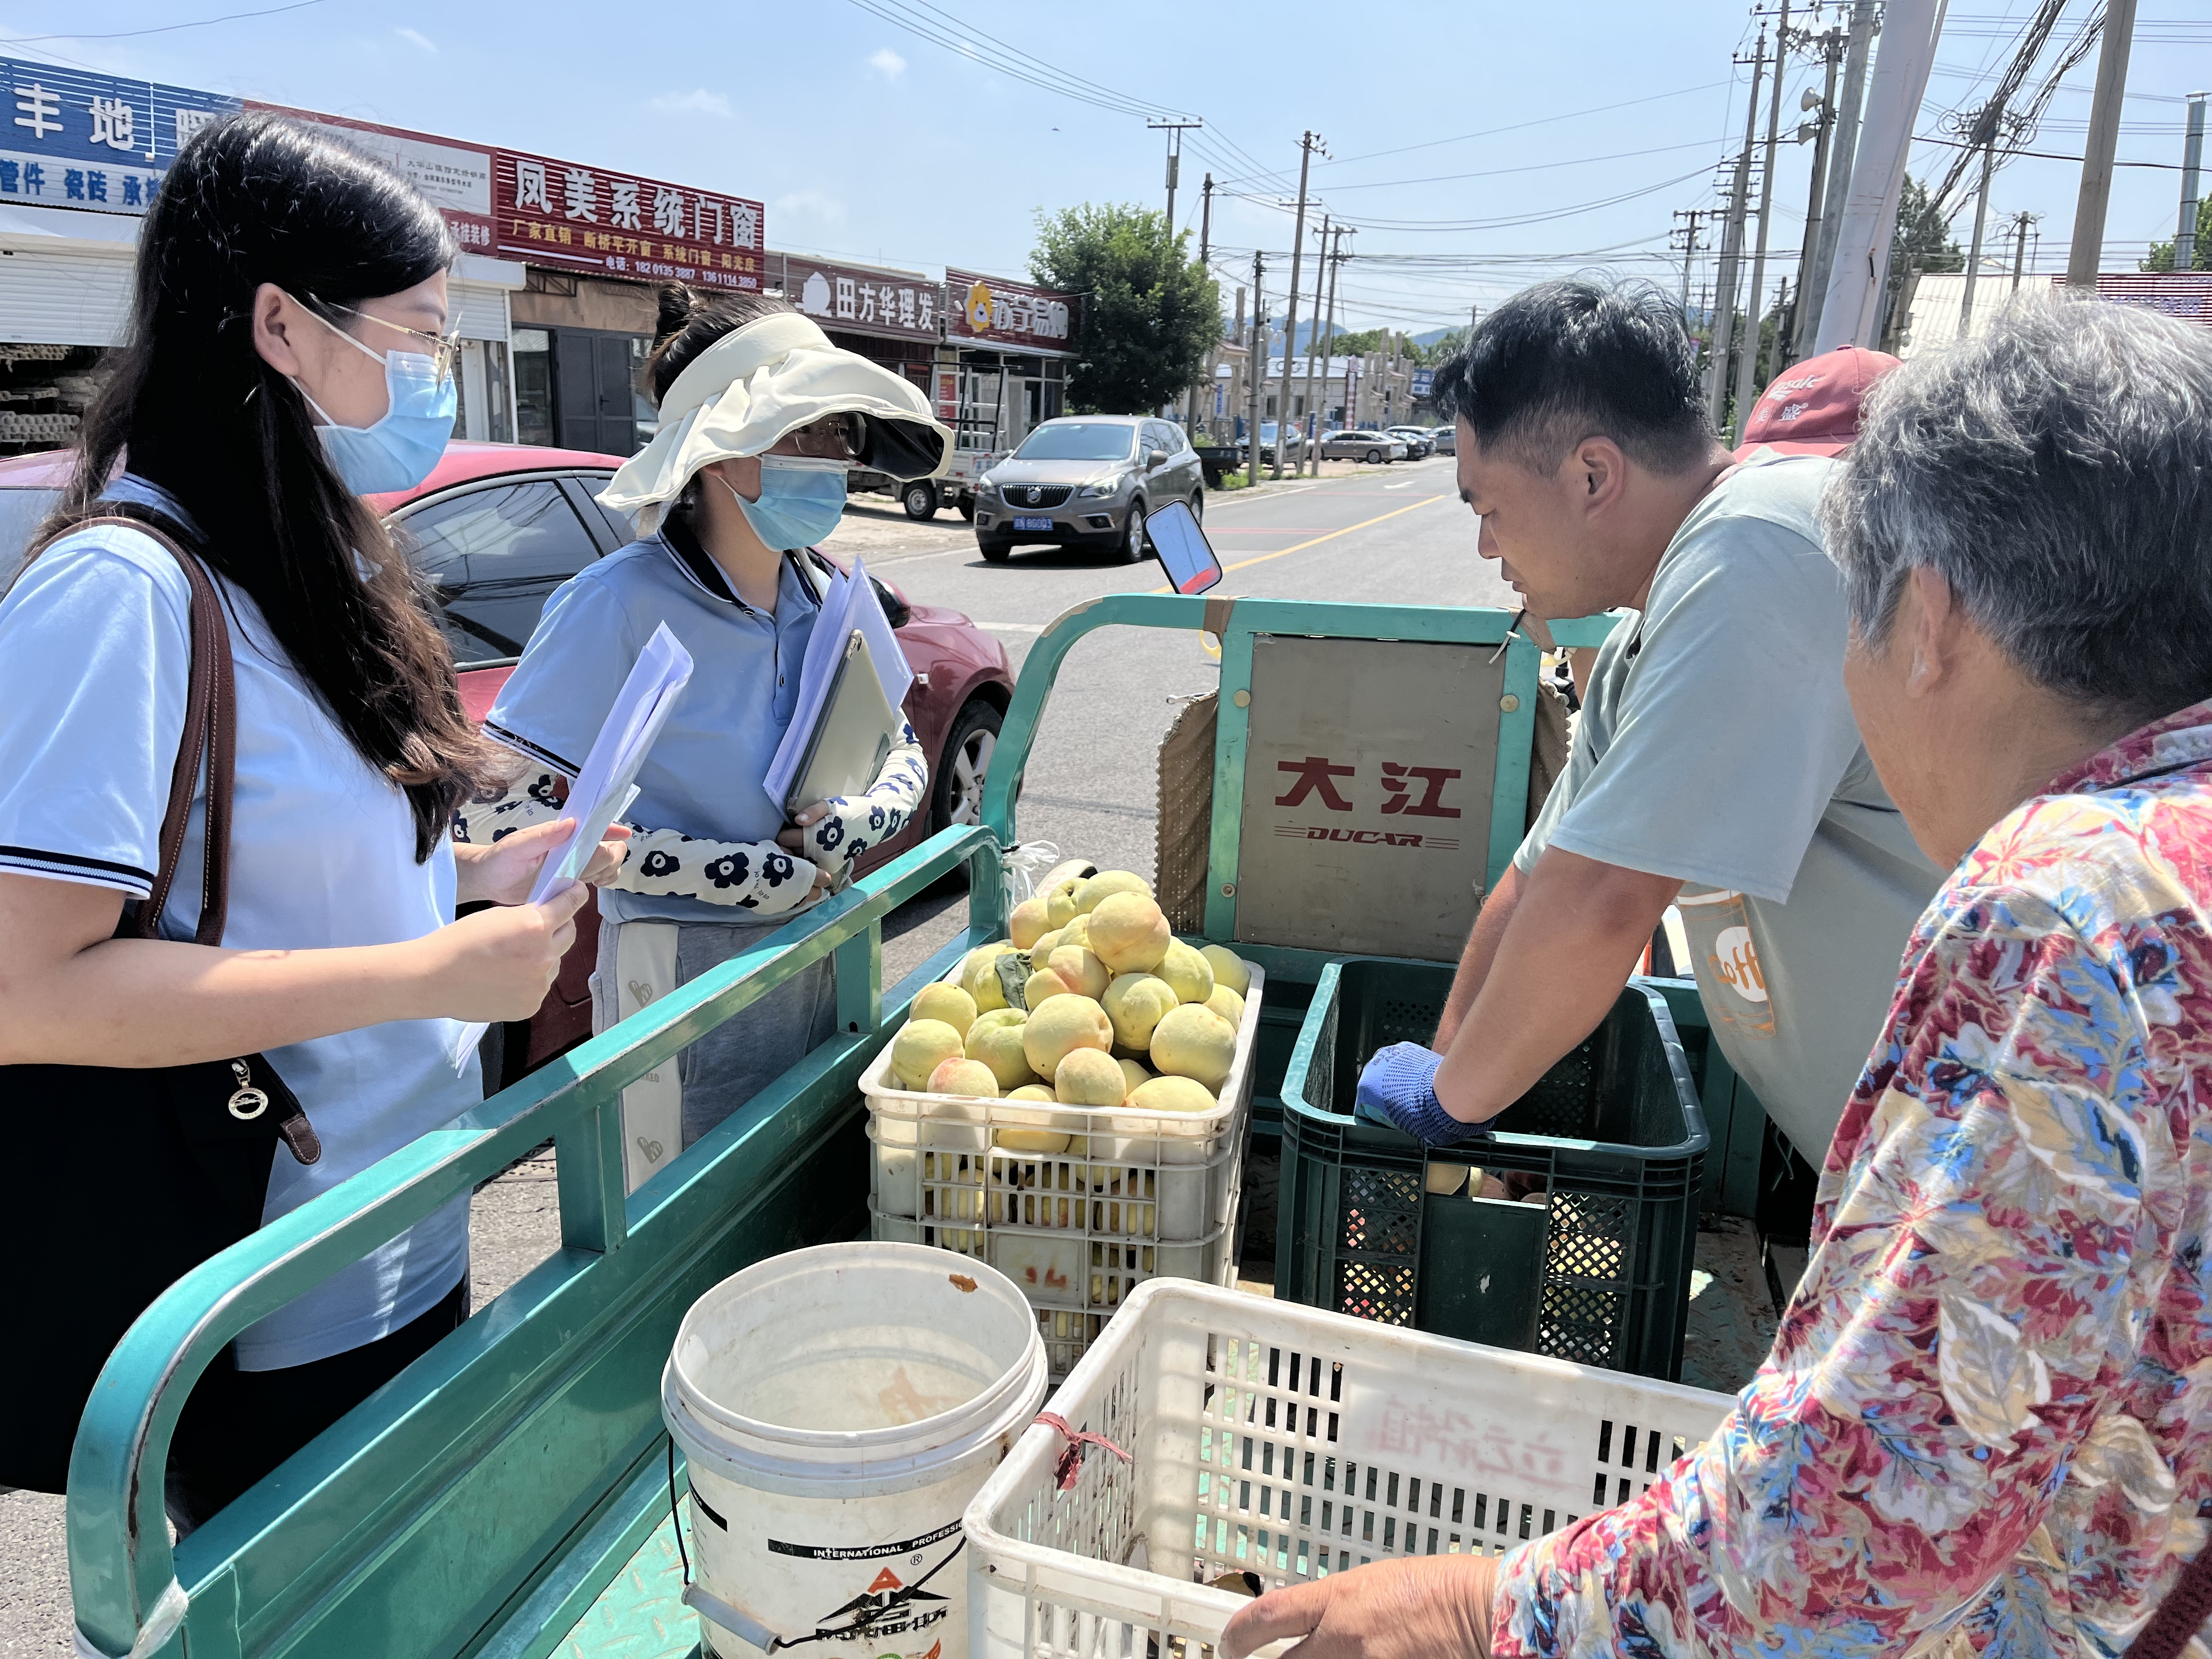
left=5, top=1, right=2205, bottom=337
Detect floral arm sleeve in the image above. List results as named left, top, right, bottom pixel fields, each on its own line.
left=792, top=718, right=929, bottom=876
left=455, top=757, right=823, bottom=915
left=1493, top=885, right=2161, bottom=1659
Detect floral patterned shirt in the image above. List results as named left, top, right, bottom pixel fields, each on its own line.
left=1495, top=702, right=2212, bottom=1659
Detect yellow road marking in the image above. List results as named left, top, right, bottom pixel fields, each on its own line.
left=1151, top=493, right=1452, bottom=594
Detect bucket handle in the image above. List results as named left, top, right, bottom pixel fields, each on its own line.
left=681, top=1582, right=791, bottom=1654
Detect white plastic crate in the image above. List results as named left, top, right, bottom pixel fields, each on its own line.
left=964, top=1279, right=1737, bottom=1659
left=866, top=965, right=1265, bottom=1376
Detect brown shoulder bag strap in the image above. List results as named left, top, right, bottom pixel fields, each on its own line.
left=2128, top=1546, right=2212, bottom=1659
left=19, top=514, right=235, bottom=945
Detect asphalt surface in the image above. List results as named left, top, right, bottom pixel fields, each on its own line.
left=0, top=455, right=1511, bottom=1655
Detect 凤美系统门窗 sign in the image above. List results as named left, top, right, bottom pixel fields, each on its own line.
left=496, top=148, right=765, bottom=292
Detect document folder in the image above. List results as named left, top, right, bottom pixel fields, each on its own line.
left=782, top=628, right=900, bottom=818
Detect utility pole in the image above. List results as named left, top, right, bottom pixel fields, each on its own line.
left=1273, top=130, right=1323, bottom=481
left=2010, top=211, right=2036, bottom=291
left=1813, top=0, right=1945, bottom=353
left=1790, top=26, right=1846, bottom=359
left=2176, top=92, right=2207, bottom=271
left=2066, top=0, right=2136, bottom=291
left=1731, top=1, right=1791, bottom=439
left=1672, top=208, right=1707, bottom=321
left=1808, top=0, right=1877, bottom=350
left=1708, top=27, right=1766, bottom=430
left=1184, top=173, right=1215, bottom=437
left=1955, top=100, right=2007, bottom=340
left=1319, top=225, right=1347, bottom=438
left=1245, top=251, right=1266, bottom=485
left=1148, top=117, right=1204, bottom=240
left=1299, top=214, right=1329, bottom=477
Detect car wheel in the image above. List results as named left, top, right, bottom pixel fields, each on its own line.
left=957, top=493, right=975, bottom=521
left=1365, top=448, right=1382, bottom=465
left=1116, top=501, right=1147, bottom=564
left=979, top=538, right=1012, bottom=563
left=1189, top=488, right=1203, bottom=523
left=933, top=699, right=1003, bottom=833
left=902, top=480, right=939, bottom=520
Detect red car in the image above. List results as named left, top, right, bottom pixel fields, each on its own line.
left=0, top=442, right=1014, bottom=1087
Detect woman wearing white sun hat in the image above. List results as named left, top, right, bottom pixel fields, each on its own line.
left=467, top=284, right=953, bottom=1173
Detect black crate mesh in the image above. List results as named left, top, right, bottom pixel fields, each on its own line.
left=1337, top=1259, right=1420, bottom=1324
left=1536, top=1192, right=1639, bottom=1367
left=1333, top=1167, right=1423, bottom=1325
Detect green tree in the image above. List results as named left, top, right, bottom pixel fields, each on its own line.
left=1878, top=174, right=1964, bottom=348
left=1028, top=202, right=1220, bottom=415
left=2142, top=198, right=2212, bottom=270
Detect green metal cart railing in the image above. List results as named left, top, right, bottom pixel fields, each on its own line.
left=63, top=595, right=1631, bottom=1659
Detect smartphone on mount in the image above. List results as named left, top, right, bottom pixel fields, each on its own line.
left=1144, top=499, right=1223, bottom=596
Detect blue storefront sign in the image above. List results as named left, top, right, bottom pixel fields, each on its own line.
left=1410, top=366, right=1435, bottom=400
left=2, top=57, right=239, bottom=215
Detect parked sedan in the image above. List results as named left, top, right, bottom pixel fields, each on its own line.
left=1427, top=424, right=1458, bottom=456
left=1317, top=430, right=1407, bottom=464
left=1385, top=426, right=1435, bottom=460
left=973, top=415, right=1204, bottom=564
left=0, top=441, right=1015, bottom=1088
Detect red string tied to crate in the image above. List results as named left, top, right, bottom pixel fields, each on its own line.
left=1035, top=1412, right=1133, bottom=1492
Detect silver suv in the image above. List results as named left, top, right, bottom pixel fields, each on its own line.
left=973, top=416, right=1205, bottom=565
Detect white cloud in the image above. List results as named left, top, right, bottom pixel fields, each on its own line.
left=648, top=88, right=733, bottom=118
left=775, top=189, right=848, bottom=227
left=395, top=26, right=437, bottom=52
left=867, top=47, right=907, bottom=79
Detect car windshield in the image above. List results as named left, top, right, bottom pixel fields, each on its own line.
left=1015, top=423, right=1137, bottom=462
left=0, top=487, right=60, bottom=586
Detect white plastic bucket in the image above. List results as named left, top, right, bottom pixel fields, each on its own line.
left=662, top=1242, right=1049, bottom=1659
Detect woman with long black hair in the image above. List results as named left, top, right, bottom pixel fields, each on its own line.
left=0, top=113, right=623, bottom=1523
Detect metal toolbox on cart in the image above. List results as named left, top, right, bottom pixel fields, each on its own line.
left=864, top=964, right=1265, bottom=1375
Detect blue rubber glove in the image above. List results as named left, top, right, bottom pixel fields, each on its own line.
left=1353, top=1042, right=1488, bottom=1147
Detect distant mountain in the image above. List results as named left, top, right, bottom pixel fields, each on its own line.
left=1410, top=326, right=1458, bottom=349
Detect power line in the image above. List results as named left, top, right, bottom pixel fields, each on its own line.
left=3, top=0, right=327, bottom=42
left=1316, top=137, right=1718, bottom=194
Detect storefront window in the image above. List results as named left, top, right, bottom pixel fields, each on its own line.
left=512, top=328, right=552, bottom=447
left=630, top=335, right=657, bottom=448
left=452, top=339, right=515, bottom=444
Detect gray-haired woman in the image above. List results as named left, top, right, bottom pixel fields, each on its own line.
left=1224, top=296, right=2212, bottom=1659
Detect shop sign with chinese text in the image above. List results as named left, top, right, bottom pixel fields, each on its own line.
left=944, top=268, right=1078, bottom=353
left=1, top=56, right=238, bottom=215
left=779, top=252, right=941, bottom=341
left=254, top=104, right=495, bottom=252
left=496, top=148, right=764, bottom=291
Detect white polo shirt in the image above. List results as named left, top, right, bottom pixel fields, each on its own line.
left=0, top=479, right=474, bottom=1370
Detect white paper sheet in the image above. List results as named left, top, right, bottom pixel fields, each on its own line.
left=762, top=556, right=913, bottom=811
left=453, top=623, right=694, bottom=1071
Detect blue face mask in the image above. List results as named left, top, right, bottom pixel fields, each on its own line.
left=294, top=304, right=456, bottom=495
left=724, top=455, right=848, bottom=550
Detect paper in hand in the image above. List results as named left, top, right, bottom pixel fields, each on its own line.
left=452, top=623, right=694, bottom=1071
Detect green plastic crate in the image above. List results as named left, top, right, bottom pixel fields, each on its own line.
left=1276, top=958, right=1708, bottom=1380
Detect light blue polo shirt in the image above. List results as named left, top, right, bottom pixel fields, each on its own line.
left=486, top=531, right=822, bottom=926
left=0, top=476, right=475, bottom=1371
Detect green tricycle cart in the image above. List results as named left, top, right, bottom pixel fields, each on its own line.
left=62, top=594, right=1769, bottom=1659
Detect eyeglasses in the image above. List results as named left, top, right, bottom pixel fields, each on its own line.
left=311, top=297, right=463, bottom=386
left=772, top=412, right=868, bottom=462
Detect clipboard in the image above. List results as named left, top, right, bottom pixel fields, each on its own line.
left=783, top=628, right=900, bottom=817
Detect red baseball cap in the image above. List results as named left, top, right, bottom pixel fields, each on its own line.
left=1734, top=345, right=1901, bottom=459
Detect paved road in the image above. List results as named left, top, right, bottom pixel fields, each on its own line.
left=0, top=455, right=1513, bottom=1656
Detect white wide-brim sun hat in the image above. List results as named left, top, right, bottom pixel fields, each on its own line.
left=597, top=311, right=954, bottom=535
